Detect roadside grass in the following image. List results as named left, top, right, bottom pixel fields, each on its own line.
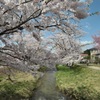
left=0, top=68, right=38, bottom=100
left=56, top=65, right=100, bottom=100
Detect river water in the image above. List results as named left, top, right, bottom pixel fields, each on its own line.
left=31, top=71, right=66, bottom=100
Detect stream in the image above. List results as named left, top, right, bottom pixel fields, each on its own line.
left=31, top=71, right=67, bottom=100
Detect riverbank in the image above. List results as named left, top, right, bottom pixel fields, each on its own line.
left=0, top=68, right=39, bottom=100
left=56, top=65, right=100, bottom=100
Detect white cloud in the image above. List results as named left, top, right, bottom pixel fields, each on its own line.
left=80, top=0, right=93, bottom=4
left=81, top=40, right=92, bottom=45
left=81, top=40, right=94, bottom=51
left=80, top=0, right=86, bottom=2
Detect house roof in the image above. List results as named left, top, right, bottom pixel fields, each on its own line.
left=89, top=48, right=98, bottom=51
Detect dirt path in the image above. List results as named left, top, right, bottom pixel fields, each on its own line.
left=78, top=64, right=100, bottom=70
left=88, top=66, right=100, bottom=70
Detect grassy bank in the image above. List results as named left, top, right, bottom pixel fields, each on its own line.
left=56, top=65, right=100, bottom=100
left=0, top=68, right=38, bottom=100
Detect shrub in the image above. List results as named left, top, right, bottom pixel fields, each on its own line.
left=38, top=66, right=47, bottom=72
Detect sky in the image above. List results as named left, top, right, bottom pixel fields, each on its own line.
left=80, top=0, right=100, bottom=50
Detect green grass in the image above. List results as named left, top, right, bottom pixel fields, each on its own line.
left=0, top=69, right=38, bottom=100
left=56, top=65, right=100, bottom=100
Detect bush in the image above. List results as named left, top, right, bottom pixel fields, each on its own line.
left=56, top=65, right=67, bottom=71
left=38, top=66, right=47, bottom=72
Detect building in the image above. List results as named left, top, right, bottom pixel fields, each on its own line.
left=90, top=48, right=100, bottom=63
left=82, top=48, right=100, bottom=63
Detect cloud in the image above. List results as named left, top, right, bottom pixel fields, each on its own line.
left=81, top=40, right=94, bottom=51
left=80, top=0, right=86, bottom=2
left=80, top=0, right=93, bottom=4
left=81, top=40, right=92, bottom=45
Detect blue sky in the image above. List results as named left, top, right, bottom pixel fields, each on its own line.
left=80, top=0, right=100, bottom=49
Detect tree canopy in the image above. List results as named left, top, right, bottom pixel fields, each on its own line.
left=0, top=0, right=93, bottom=72
left=93, top=35, right=100, bottom=50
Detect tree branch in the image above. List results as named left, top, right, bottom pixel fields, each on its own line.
left=0, top=9, right=42, bottom=36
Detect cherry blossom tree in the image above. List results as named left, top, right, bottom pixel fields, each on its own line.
left=0, top=0, right=93, bottom=72
left=46, top=33, right=82, bottom=65
left=0, top=0, right=91, bottom=36
left=0, top=33, right=58, bottom=74
left=93, top=35, right=100, bottom=50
